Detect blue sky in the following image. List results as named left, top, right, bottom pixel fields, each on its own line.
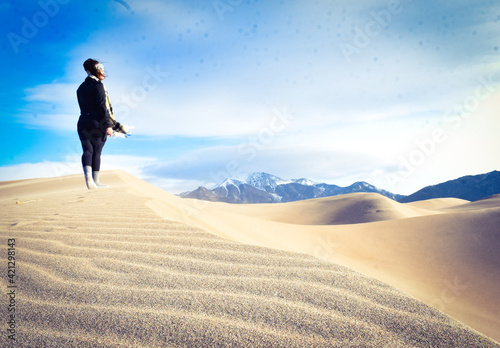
left=1, top=0, right=499, bottom=195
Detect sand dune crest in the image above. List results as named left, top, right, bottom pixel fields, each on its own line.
left=210, top=192, right=441, bottom=225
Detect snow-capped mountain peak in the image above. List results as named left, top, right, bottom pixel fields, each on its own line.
left=293, top=178, right=318, bottom=186
left=245, top=172, right=290, bottom=191
left=211, top=178, right=244, bottom=190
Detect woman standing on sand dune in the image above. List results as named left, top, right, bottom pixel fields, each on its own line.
left=76, top=58, right=130, bottom=189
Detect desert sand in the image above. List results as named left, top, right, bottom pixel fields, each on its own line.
left=1, top=170, right=498, bottom=347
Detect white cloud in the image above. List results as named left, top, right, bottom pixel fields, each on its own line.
left=24, top=83, right=77, bottom=104
left=0, top=161, right=81, bottom=182
left=99, top=154, right=157, bottom=178
left=142, top=141, right=391, bottom=193
left=0, top=155, right=156, bottom=183
left=18, top=83, right=79, bottom=131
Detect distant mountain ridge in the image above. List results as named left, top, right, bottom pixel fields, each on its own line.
left=179, top=170, right=500, bottom=204
left=180, top=172, right=402, bottom=203
left=398, top=170, right=500, bottom=203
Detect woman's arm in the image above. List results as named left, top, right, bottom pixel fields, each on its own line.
left=95, top=82, right=113, bottom=129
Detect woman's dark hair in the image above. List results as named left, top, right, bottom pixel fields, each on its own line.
left=83, top=58, right=102, bottom=76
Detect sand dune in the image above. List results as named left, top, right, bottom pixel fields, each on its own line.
left=1, top=171, right=499, bottom=347
left=207, top=192, right=441, bottom=225
left=405, top=197, right=470, bottom=210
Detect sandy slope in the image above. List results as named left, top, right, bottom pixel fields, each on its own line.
left=143, top=174, right=500, bottom=343
left=0, top=171, right=498, bottom=347
left=203, top=193, right=500, bottom=342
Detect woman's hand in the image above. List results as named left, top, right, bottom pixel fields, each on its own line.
left=106, top=127, right=113, bottom=136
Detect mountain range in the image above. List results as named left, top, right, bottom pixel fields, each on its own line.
left=179, top=171, right=500, bottom=204
left=398, top=170, right=500, bottom=203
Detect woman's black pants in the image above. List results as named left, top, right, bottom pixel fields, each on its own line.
left=77, top=115, right=107, bottom=171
